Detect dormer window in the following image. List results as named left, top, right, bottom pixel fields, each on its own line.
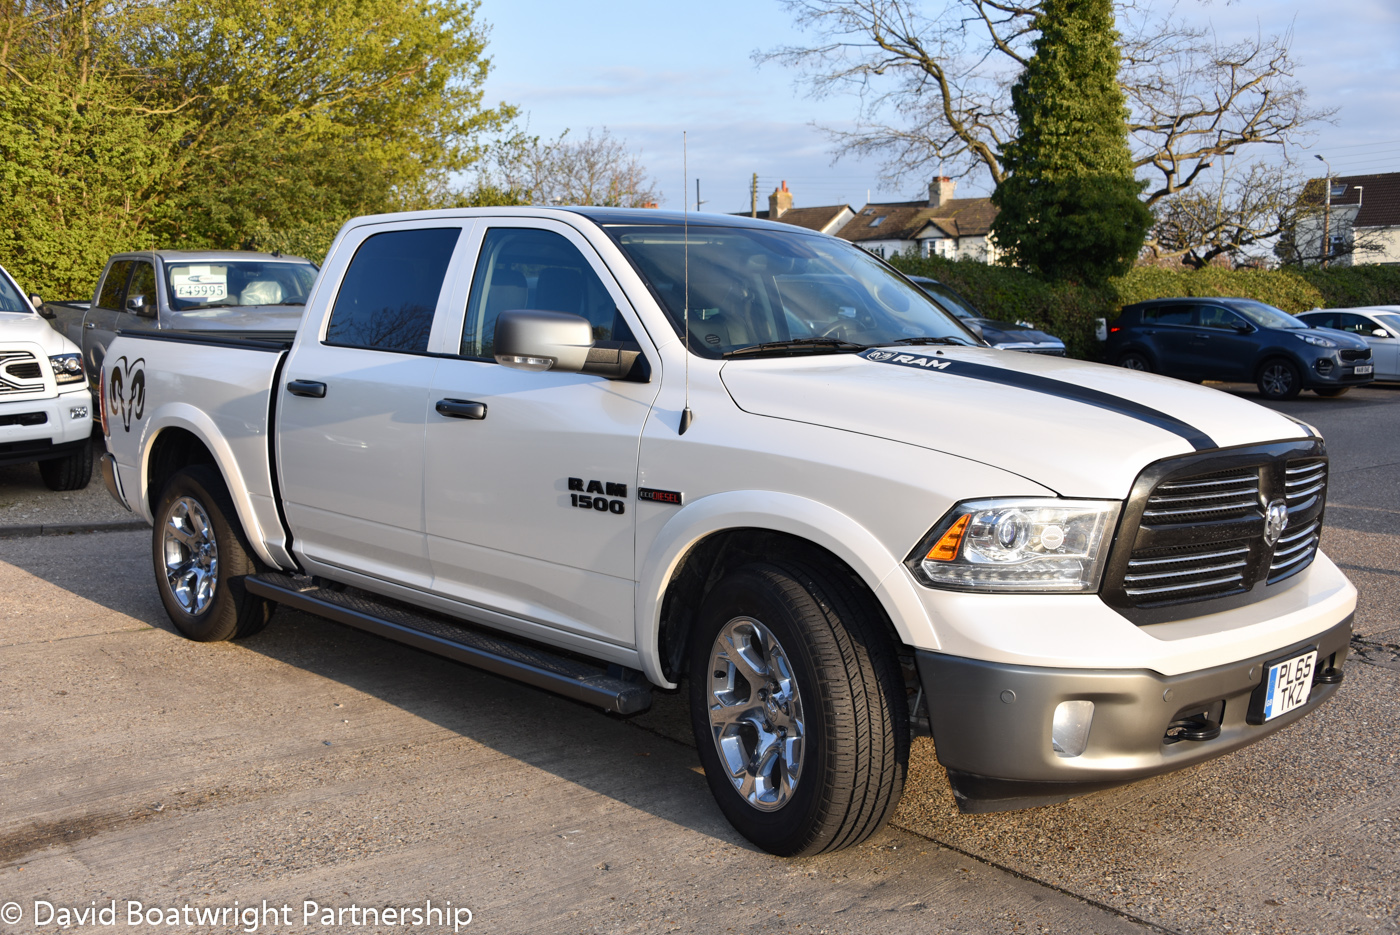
left=868, top=216, right=885, bottom=227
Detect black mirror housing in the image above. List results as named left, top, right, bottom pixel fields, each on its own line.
left=493, top=309, right=647, bottom=381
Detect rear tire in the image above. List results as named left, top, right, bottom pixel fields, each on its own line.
left=688, top=560, right=908, bottom=856
left=1117, top=352, right=1152, bottom=372
left=39, top=437, right=93, bottom=491
left=152, top=465, right=271, bottom=642
left=1257, top=359, right=1303, bottom=400
left=1314, top=387, right=1351, bottom=397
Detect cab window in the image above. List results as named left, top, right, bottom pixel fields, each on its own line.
left=325, top=228, right=461, bottom=353
left=1335, top=313, right=1378, bottom=335
left=1198, top=306, right=1247, bottom=331
left=1141, top=305, right=1193, bottom=326
left=461, top=228, right=633, bottom=360
left=126, top=262, right=156, bottom=314
left=97, top=261, right=134, bottom=311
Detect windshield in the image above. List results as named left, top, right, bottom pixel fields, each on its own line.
left=913, top=279, right=980, bottom=321
left=165, top=260, right=318, bottom=311
left=0, top=266, right=29, bottom=312
left=1230, top=299, right=1308, bottom=330
left=606, top=225, right=976, bottom=356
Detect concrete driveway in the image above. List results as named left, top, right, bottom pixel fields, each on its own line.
left=0, top=385, right=1396, bottom=934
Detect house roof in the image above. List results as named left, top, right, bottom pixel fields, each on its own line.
left=730, top=205, right=854, bottom=233
left=836, top=197, right=997, bottom=243
left=1303, top=172, right=1400, bottom=229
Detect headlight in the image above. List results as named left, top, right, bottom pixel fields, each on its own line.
left=48, top=353, right=85, bottom=384
left=1295, top=333, right=1337, bottom=348
left=908, top=498, right=1121, bottom=592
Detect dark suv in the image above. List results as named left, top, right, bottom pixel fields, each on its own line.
left=1106, top=297, right=1374, bottom=399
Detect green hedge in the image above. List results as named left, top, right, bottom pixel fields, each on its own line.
left=890, top=254, right=1400, bottom=360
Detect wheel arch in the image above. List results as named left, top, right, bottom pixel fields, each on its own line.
left=636, top=491, right=932, bottom=688
left=137, top=407, right=283, bottom=568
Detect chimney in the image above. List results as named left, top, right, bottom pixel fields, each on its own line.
left=769, top=180, right=793, bottom=219
left=929, top=176, right=956, bottom=208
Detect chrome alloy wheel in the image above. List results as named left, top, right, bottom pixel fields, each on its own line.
left=1261, top=362, right=1294, bottom=396
left=162, top=496, right=219, bottom=615
left=707, top=616, right=806, bottom=811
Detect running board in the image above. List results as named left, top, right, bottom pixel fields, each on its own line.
left=244, top=572, right=653, bottom=715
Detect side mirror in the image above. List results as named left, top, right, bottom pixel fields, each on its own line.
left=33, top=296, right=55, bottom=319
left=1233, top=322, right=1252, bottom=334
left=126, top=294, right=157, bottom=318
left=493, top=309, right=648, bottom=381
left=494, top=309, right=594, bottom=373
left=1374, top=327, right=1390, bottom=338
left=29, top=293, right=42, bottom=309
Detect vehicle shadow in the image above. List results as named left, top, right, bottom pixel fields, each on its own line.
left=2, top=533, right=748, bottom=849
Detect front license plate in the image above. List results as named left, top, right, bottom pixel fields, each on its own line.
left=1354, top=365, right=1373, bottom=375
left=1262, top=650, right=1318, bottom=721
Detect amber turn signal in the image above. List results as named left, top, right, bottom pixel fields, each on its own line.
left=926, top=514, right=970, bottom=562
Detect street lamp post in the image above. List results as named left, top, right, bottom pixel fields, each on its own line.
left=1315, top=154, right=1333, bottom=268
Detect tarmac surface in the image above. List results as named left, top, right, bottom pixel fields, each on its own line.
left=0, top=382, right=1397, bottom=934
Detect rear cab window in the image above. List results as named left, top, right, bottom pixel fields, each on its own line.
left=325, top=228, right=462, bottom=353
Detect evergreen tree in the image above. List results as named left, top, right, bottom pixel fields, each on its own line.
left=990, top=0, right=1151, bottom=284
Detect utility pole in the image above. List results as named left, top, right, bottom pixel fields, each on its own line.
left=750, top=173, right=758, bottom=218
left=695, top=179, right=707, bottom=212
left=1315, top=154, right=1333, bottom=268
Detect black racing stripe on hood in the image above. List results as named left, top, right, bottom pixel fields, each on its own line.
left=859, top=349, right=1217, bottom=451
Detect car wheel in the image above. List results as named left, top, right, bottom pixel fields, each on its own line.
left=1314, top=387, right=1351, bottom=397
left=688, top=560, right=908, bottom=856
left=38, top=436, right=93, bottom=491
left=1117, top=352, right=1152, bottom=372
left=1257, top=359, right=1303, bottom=400
left=152, top=465, right=271, bottom=642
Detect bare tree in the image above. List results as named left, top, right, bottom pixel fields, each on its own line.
left=1147, top=159, right=1303, bottom=268
left=761, top=0, right=1331, bottom=209
left=481, top=126, right=662, bottom=208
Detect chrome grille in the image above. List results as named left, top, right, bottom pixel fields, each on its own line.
left=1141, top=468, right=1260, bottom=525
left=0, top=351, right=45, bottom=396
left=1284, top=460, right=1327, bottom=513
left=1104, top=442, right=1329, bottom=622
left=1124, top=543, right=1250, bottom=601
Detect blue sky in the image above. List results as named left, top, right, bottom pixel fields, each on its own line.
left=476, top=0, right=1400, bottom=212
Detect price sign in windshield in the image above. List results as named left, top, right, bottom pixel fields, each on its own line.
left=170, top=266, right=228, bottom=301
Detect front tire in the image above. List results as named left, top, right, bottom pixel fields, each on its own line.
left=152, top=465, right=271, bottom=642
left=688, top=560, right=907, bottom=856
left=39, top=437, right=93, bottom=491
left=1257, top=359, right=1303, bottom=400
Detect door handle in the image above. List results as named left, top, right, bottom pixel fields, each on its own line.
left=84, top=321, right=95, bottom=329
left=435, top=398, right=487, bottom=420
left=286, top=380, right=327, bottom=398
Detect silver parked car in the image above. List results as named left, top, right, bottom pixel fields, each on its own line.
left=1295, top=307, right=1400, bottom=382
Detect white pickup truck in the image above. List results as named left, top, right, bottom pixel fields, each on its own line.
left=0, top=262, right=92, bottom=489
left=99, top=208, right=1354, bottom=856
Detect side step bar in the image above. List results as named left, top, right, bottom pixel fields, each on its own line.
left=244, top=572, right=653, bottom=715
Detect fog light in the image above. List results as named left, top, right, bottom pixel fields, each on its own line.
left=1052, top=700, right=1094, bottom=758
left=70, top=406, right=88, bottom=420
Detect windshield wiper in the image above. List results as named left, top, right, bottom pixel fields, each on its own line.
left=880, top=336, right=973, bottom=347
left=723, top=338, right=867, bottom=358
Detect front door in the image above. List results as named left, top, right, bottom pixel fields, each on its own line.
left=278, top=223, right=467, bottom=589
left=1192, top=304, right=1256, bottom=381
left=423, top=221, right=660, bottom=646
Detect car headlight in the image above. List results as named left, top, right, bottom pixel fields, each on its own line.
left=908, top=498, right=1121, bottom=592
left=1295, top=333, right=1337, bottom=348
left=48, top=353, right=85, bottom=384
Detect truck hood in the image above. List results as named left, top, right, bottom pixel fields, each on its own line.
left=719, top=347, right=1309, bottom=497
left=0, top=311, right=81, bottom=355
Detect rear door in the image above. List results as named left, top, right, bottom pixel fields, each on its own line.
left=422, top=219, right=661, bottom=646
left=81, top=260, right=133, bottom=376
left=1140, top=304, right=1199, bottom=376
left=277, top=222, right=470, bottom=589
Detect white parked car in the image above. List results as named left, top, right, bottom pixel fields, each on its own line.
left=0, top=263, right=93, bottom=489
left=1296, top=306, right=1400, bottom=381
left=99, top=209, right=1354, bottom=856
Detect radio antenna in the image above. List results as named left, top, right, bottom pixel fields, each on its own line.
left=679, top=131, right=694, bottom=435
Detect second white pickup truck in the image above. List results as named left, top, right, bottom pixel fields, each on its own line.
left=99, top=208, right=1354, bottom=856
